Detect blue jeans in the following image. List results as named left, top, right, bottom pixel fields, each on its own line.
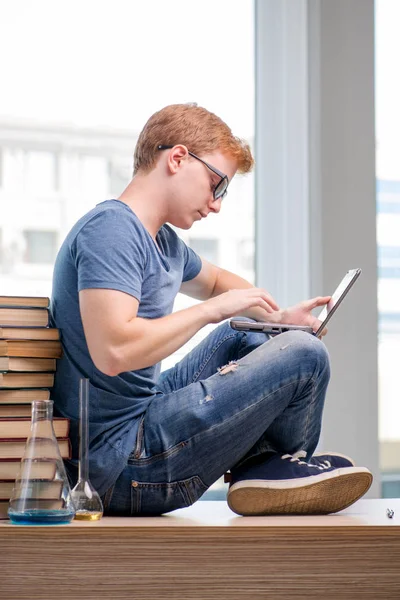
left=103, top=322, right=330, bottom=515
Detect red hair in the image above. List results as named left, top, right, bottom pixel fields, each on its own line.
left=133, top=103, right=254, bottom=175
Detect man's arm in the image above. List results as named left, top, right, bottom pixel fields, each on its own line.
left=80, top=260, right=329, bottom=377
left=180, top=259, right=330, bottom=334
left=180, top=257, right=280, bottom=321
left=80, top=289, right=211, bottom=376
left=79, top=285, right=277, bottom=376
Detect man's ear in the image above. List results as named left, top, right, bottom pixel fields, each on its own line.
left=165, top=145, right=189, bottom=174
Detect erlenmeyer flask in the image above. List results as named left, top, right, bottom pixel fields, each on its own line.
left=8, top=400, right=75, bottom=525
left=71, top=378, right=103, bottom=520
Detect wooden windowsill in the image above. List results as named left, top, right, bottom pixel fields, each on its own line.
left=1, top=498, right=398, bottom=529
left=1, top=499, right=399, bottom=600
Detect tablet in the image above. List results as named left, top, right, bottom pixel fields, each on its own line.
left=229, top=268, right=361, bottom=337
left=314, top=268, right=361, bottom=336
left=229, top=321, right=314, bottom=335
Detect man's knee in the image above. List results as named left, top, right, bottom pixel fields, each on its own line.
left=261, top=330, right=329, bottom=379
left=277, top=330, right=330, bottom=375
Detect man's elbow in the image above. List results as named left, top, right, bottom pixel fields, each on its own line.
left=91, top=346, right=150, bottom=376
left=91, top=346, right=125, bottom=377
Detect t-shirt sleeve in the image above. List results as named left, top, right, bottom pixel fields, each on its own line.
left=71, top=210, right=147, bottom=301
left=180, top=239, right=202, bottom=282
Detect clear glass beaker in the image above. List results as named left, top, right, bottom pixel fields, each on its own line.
left=71, top=378, right=103, bottom=520
left=8, top=400, right=76, bottom=525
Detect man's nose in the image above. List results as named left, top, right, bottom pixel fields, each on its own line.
left=209, top=197, right=222, bottom=214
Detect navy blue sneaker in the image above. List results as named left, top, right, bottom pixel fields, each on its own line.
left=291, top=450, right=355, bottom=469
left=312, top=451, right=355, bottom=468
left=227, top=453, right=372, bottom=516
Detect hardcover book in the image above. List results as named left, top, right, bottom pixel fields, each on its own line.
left=0, top=417, right=69, bottom=439
left=0, top=459, right=57, bottom=481
left=0, top=327, right=59, bottom=341
left=0, top=438, right=71, bottom=460
left=0, top=340, right=62, bottom=359
left=0, top=357, right=56, bottom=372
left=0, top=308, right=49, bottom=328
left=0, top=479, right=63, bottom=500
left=0, top=389, right=50, bottom=404
left=0, top=373, right=54, bottom=388
left=0, top=296, right=49, bottom=308
left=0, top=405, right=33, bottom=417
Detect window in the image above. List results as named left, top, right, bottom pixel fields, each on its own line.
left=237, top=239, right=255, bottom=273
left=378, top=246, right=400, bottom=280
left=188, top=238, right=219, bottom=265
left=1, top=0, right=255, bottom=501
left=25, top=151, right=57, bottom=193
left=376, top=0, right=400, bottom=497
left=108, top=158, right=131, bottom=199
left=23, top=230, right=58, bottom=264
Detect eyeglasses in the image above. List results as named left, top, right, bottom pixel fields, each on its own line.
left=158, top=145, right=229, bottom=200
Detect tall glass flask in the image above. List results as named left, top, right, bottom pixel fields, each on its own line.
left=8, top=400, right=75, bottom=525
left=71, top=378, right=103, bottom=520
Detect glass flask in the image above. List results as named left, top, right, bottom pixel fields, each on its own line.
left=71, top=378, right=103, bottom=521
left=8, top=400, right=76, bottom=525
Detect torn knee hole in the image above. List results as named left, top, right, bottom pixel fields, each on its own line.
left=200, top=394, right=214, bottom=405
left=217, top=361, right=239, bottom=375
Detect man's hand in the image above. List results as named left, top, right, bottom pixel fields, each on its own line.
left=203, top=288, right=279, bottom=324
left=278, top=296, right=331, bottom=337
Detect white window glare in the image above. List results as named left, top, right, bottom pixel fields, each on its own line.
left=25, top=151, right=56, bottom=193
left=376, top=0, right=400, bottom=496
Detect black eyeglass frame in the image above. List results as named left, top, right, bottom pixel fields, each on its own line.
left=158, top=144, right=229, bottom=200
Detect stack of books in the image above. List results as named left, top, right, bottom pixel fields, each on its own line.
left=0, top=295, right=71, bottom=518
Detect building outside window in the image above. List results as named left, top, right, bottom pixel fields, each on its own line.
left=23, top=230, right=58, bottom=265
left=25, top=151, right=57, bottom=194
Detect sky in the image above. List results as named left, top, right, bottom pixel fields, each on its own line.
left=0, top=0, right=254, bottom=137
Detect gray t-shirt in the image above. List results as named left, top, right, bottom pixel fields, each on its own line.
left=50, top=199, right=202, bottom=496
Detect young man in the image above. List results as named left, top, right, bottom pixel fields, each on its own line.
left=51, top=103, right=372, bottom=516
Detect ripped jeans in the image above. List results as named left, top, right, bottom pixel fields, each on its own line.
left=103, top=321, right=330, bottom=515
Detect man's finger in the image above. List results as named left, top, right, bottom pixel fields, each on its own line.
left=310, top=317, right=322, bottom=332
left=262, top=295, right=279, bottom=311
left=304, top=296, right=331, bottom=310
left=255, top=289, right=279, bottom=311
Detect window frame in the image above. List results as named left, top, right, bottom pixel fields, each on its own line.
left=255, top=0, right=379, bottom=496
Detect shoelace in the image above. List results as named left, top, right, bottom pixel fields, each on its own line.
left=292, top=450, right=332, bottom=468
left=281, top=451, right=332, bottom=471
left=292, top=450, right=332, bottom=469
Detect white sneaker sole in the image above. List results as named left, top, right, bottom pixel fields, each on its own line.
left=227, top=467, right=373, bottom=516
